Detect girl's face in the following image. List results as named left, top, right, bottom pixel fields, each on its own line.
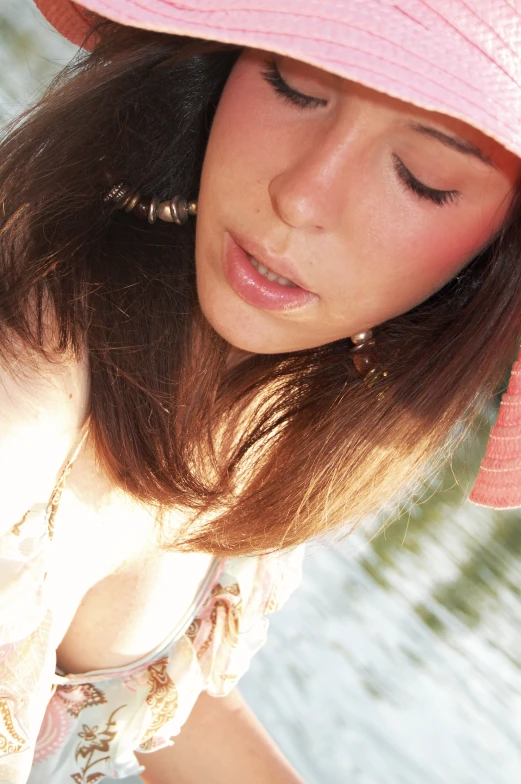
left=195, top=49, right=520, bottom=354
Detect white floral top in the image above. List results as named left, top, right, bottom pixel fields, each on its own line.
left=0, top=433, right=305, bottom=783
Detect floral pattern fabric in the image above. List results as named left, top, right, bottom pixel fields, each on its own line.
left=0, top=450, right=305, bottom=783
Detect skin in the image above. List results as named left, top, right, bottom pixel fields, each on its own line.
left=195, top=49, right=521, bottom=354
left=5, top=47, right=520, bottom=784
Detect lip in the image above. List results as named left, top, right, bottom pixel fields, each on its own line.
left=231, top=231, right=312, bottom=292
left=223, top=232, right=318, bottom=312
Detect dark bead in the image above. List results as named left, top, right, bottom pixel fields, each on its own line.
left=133, top=198, right=150, bottom=221
left=353, top=351, right=378, bottom=377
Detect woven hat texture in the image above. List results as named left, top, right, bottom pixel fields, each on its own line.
left=469, top=348, right=521, bottom=509
left=34, top=1, right=521, bottom=159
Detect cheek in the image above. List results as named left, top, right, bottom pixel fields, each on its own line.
left=405, top=221, right=476, bottom=276
left=361, top=198, right=492, bottom=301
left=202, top=69, right=275, bottom=206
left=410, top=211, right=501, bottom=290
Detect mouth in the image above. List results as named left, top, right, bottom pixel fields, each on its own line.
left=245, top=253, right=298, bottom=288
left=223, top=232, right=318, bottom=312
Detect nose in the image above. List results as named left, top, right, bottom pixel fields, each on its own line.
left=268, top=123, right=357, bottom=232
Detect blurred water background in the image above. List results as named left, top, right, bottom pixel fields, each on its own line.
left=2, top=3, right=521, bottom=782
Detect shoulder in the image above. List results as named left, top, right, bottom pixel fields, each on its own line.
left=188, top=545, right=306, bottom=698
left=0, top=336, right=89, bottom=531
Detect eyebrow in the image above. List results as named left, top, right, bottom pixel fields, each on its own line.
left=408, top=121, right=495, bottom=168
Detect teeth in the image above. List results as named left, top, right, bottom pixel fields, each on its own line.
left=247, top=254, right=297, bottom=288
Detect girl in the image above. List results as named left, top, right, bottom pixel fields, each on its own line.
left=1, top=1, right=521, bottom=782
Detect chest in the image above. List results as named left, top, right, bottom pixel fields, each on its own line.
left=45, top=443, right=216, bottom=675
left=53, top=545, right=215, bottom=675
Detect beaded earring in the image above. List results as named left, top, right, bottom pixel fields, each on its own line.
left=350, top=329, right=388, bottom=385
left=103, top=180, right=197, bottom=225
left=104, top=176, right=384, bottom=384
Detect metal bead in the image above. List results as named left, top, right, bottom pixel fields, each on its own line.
left=123, top=191, right=141, bottom=212
left=351, top=330, right=373, bottom=345
left=119, top=191, right=196, bottom=224
left=157, top=200, right=174, bottom=222
left=103, top=182, right=129, bottom=206
left=351, top=340, right=375, bottom=354
left=156, top=197, right=196, bottom=223
left=170, top=196, right=189, bottom=225
left=148, top=197, right=159, bottom=224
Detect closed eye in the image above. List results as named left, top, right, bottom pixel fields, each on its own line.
left=393, top=155, right=460, bottom=207
left=261, top=59, right=327, bottom=110
left=261, top=60, right=460, bottom=208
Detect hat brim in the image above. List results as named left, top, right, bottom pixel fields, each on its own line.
left=33, top=0, right=521, bottom=161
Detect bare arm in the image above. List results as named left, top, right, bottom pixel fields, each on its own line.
left=137, top=688, right=306, bottom=784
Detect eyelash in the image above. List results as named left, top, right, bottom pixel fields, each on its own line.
left=392, top=155, right=460, bottom=207
left=260, top=59, right=327, bottom=110
left=260, top=59, right=461, bottom=208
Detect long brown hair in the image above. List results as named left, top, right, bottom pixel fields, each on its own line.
left=1, top=21, right=521, bottom=554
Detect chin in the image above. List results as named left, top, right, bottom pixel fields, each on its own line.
left=197, top=292, right=310, bottom=354
left=195, top=249, right=334, bottom=354
left=201, top=307, right=291, bottom=354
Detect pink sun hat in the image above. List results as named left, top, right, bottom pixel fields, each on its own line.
left=33, top=0, right=521, bottom=509
left=34, top=1, right=521, bottom=159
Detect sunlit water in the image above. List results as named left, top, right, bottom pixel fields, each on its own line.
left=243, top=505, right=521, bottom=784
left=3, top=3, right=521, bottom=781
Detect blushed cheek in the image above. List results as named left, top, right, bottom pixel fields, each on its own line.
left=419, top=208, right=506, bottom=285
left=378, top=209, right=495, bottom=300
left=420, top=224, right=477, bottom=274
left=383, top=181, right=516, bottom=307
